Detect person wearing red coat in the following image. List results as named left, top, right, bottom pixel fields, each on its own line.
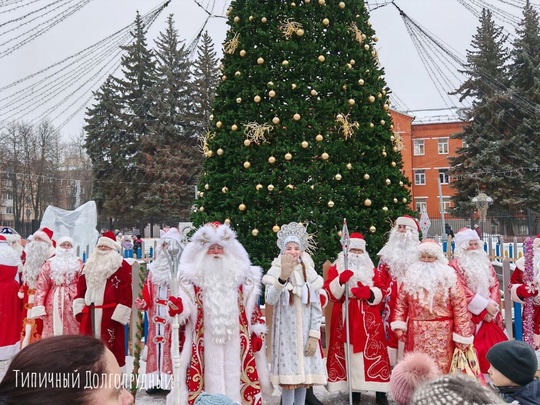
left=73, top=231, right=132, bottom=367
left=324, top=233, right=391, bottom=405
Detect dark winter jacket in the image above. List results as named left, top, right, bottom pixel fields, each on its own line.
left=495, top=379, right=540, bottom=405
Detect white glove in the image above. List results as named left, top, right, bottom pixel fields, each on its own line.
left=280, top=254, right=295, bottom=280
left=304, top=336, right=318, bottom=357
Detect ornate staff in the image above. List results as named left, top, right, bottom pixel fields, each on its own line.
left=340, top=219, right=353, bottom=405
left=164, top=237, right=183, bottom=405
left=522, top=237, right=534, bottom=347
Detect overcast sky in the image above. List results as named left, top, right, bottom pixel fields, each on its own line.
left=0, top=0, right=521, bottom=140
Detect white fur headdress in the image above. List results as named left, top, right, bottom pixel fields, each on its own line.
left=417, top=239, right=447, bottom=263
left=276, top=222, right=316, bottom=254
left=454, top=228, right=479, bottom=250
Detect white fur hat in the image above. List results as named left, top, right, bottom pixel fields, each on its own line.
left=161, top=227, right=182, bottom=243
left=395, top=215, right=419, bottom=232
left=97, top=230, right=121, bottom=251
left=0, top=235, right=21, bottom=267
left=454, top=228, right=479, bottom=250
left=349, top=233, right=366, bottom=251
left=515, top=257, right=525, bottom=271
left=417, top=239, right=447, bottom=264
left=33, top=227, right=54, bottom=246
left=56, top=236, right=74, bottom=248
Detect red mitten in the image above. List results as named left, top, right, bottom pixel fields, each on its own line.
left=167, top=296, right=183, bottom=317
left=251, top=333, right=263, bottom=352
left=339, top=270, right=354, bottom=284
left=517, top=284, right=539, bottom=299
left=351, top=283, right=371, bottom=300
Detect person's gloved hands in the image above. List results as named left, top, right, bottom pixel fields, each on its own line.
left=304, top=336, right=318, bottom=356
left=280, top=254, right=295, bottom=280
left=351, top=282, right=371, bottom=300
left=339, top=270, right=354, bottom=285
left=167, top=296, right=183, bottom=317
left=135, top=297, right=147, bottom=311
left=251, top=333, right=263, bottom=352
left=517, top=284, right=538, bottom=299
left=486, top=300, right=499, bottom=316
left=395, top=329, right=406, bottom=342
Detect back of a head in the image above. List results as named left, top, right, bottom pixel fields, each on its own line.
left=390, top=352, right=439, bottom=405
left=412, top=374, right=502, bottom=405
left=0, top=335, right=106, bottom=405
left=195, top=392, right=238, bottom=405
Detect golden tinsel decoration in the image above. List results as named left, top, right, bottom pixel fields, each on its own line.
left=280, top=19, right=303, bottom=39
left=372, top=48, right=380, bottom=65
left=224, top=32, right=240, bottom=54
left=244, top=122, right=273, bottom=145
left=349, top=22, right=363, bottom=44
left=393, top=131, right=404, bottom=151
left=336, top=113, right=359, bottom=140
left=198, top=131, right=215, bottom=155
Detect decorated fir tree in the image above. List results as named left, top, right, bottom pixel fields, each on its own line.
left=192, top=0, right=411, bottom=269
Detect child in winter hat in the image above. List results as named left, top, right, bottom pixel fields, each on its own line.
left=486, top=340, right=540, bottom=404
left=390, top=352, right=439, bottom=405
left=194, top=392, right=239, bottom=405
left=411, top=374, right=502, bottom=405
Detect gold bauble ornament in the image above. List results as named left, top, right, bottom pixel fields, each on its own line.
left=318, top=55, right=325, bottom=62
left=239, top=50, right=246, bottom=57
left=244, top=140, right=251, bottom=147
left=291, top=83, right=297, bottom=89
left=391, top=161, right=397, bottom=167
left=254, top=95, right=261, bottom=103
left=393, top=198, right=398, bottom=203
left=222, top=187, right=228, bottom=193
left=272, top=225, right=280, bottom=232
left=301, top=141, right=309, bottom=148
left=235, top=71, right=241, bottom=77
left=217, top=148, right=224, bottom=155
left=287, top=184, right=294, bottom=189
left=252, top=229, right=259, bottom=236
left=296, top=28, right=305, bottom=36
left=209, top=114, right=214, bottom=120
left=348, top=99, right=355, bottom=106
left=368, top=95, right=375, bottom=103
left=342, top=85, right=347, bottom=91
left=385, top=178, right=391, bottom=185
left=346, top=163, right=352, bottom=170
left=328, top=200, right=334, bottom=208
left=267, top=81, right=274, bottom=87
left=382, top=90, right=386, bottom=96
left=206, top=150, right=214, bottom=157
left=261, top=17, right=267, bottom=23
left=272, top=117, right=280, bottom=125
left=382, top=206, right=388, bottom=212
left=231, top=124, right=238, bottom=131
left=305, top=0, right=311, bottom=3
left=380, top=120, right=386, bottom=125
left=236, top=97, right=242, bottom=104
left=310, top=89, right=318, bottom=96
left=291, top=2, right=296, bottom=6
left=399, top=181, right=404, bottom=186
left=358, top=79, right=364, bottom=86
left=382, top=151, right=387, bottom=157
left=197, top=191, right=203, bottom=197
left=239, top=203, right=246, bottom=211
left=383, top=104, right=389, bottom=111
left=248, top=16, right=254, bottom=21
left=285, top=153, right=292, bottom=160
left=339, top=2, right=345, bottom=9
left=282, top=60, right=289, bottom=66
left=363, top=173, right=370, bottom=180
left=268, top=90, right=276, bottom=98
left=364, top=44, right=370, bottom=50
left=318, top=0, right=325, bottom=4
left=364, top=198, right=372, bottom=207
left=346, top=63, right=352, bottom=69
left=310, top=185, right=315, bottom=190
left=257, top=57, right=264, bottom=65
left=369, top=225, right=376, bottom=233
left=222, top=75, right=227, bottom=81
left=204, top=183, right=209, bottom=190
left=369, top=123, right=374, bottom=128
left=199, top=206, right=205, bottom=212
left=378, top=92, right=383, bottom=99
left=216, top=121, right=223, bottom=128
left=234, top=16, right=240, bottom=23
left=321, top=152, right=329, bottom=160
left=256, top=184, right=263, bottom=190
left=293, top=113, right=301, bottom=121
left=243, top=161, right=251, bottom=168
left=350, top=59, right=355, bottom=65
left=268, top=156, right=276, bottom=164
left=390, top=135, right=395, bottom=141
left=393, top=146, right=398, bottom=152
left=322, top=18, right=330, bottom=26
left=224, top=218, right=231, bottom=225
left=402, top=197, right=408, bottom=203
left=315, top=134, right=324, bottom=142
left=335, top=173, right=342, bottom=181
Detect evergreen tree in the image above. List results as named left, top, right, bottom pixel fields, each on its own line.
left=191, top=0, right=411, bottom=269
left=136, top=14, right=201, bottom=224
left=449, top=9, right=515, bottom=216
left=508, top=0, right=540, bottom=212
left=191, top=31, right=221, bottom=137
left=84, top=77, right=128, bottom=218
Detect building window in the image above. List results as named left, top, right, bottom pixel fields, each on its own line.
left=4, top=192, right=13, bottom=201
left=438, top=138, right=449, bottom=154
left=414, top=169, right=426, bottom=185
left=442, top=199, right=452, bottom=213
left=415, top=200, right=427, bottom=213
left=413, top=140, right=425, bottom=156
left=5, top=206, right=13, bottom=214
left=439, top=169, right=449, bottom=184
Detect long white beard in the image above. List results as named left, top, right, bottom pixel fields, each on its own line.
left=148, top=255, right=171, bottom=286
left=49, top=248, right=80, bottom=285
left=378, top=228, right=419, bottom=282
left=534, top=248, right=540, bottom=287
left=336, top=252, right=374, bottom=286
left=84, top=250, right=123, bottom=292
left=23, top=240, right=51, bottom=288
left=199, top=253, right=241, bottom=344
left=454, top=248, right=492, bottom=294
left=400, top=261, right=457, bottom=312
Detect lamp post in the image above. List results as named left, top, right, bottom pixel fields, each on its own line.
left=472, top=192, right=493, bottom=240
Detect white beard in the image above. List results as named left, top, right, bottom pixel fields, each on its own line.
left=23, top=240, right=51, bottom=288
left=454, top=248, right=492, bottom=295
left=84, top=249, right=123, bottom=293
left=336, top=252, right=374, bottom=286
left=534, top=248, right=540, bottom=287
left=199, top=253, right=241, bottom=344
left=400, top=260, right=457, bottom=312
left=48, top=248, right=80, bottom=285
left=378, top=228, right=419, bottom=282
left=148, top=255, right=171, bottom=286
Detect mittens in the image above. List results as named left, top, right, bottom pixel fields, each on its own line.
left=338, top=270, right=354, bottom=285
left=167, top=296, right=183, bottom=317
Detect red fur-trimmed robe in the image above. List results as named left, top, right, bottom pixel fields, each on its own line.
left=0, top=263, right=22, bottom=360
left=73, top=260, right=132, bottom=367
left=509, top=267, right=540, bottom=335
left=376, top=260, right=400, bottom=365
left=324, top=264, right=391, bottom=392
left=169, top=266, right=271, bottom=405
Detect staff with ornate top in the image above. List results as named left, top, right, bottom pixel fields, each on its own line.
left=340, top=219, right=353, bottom=405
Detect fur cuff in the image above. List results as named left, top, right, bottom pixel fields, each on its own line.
left=468, top=293, right=490, bottom=315
left=30, top=305, right=46, bottom=319
left=111, top=304, right=131, bottom=325
left=309, top=330, right=321, bottom=339
left=453, top=332, right=474, bottom=345
left=319, top=289, right=329, bottom=308
left=391, top=320, right=407, bottom=331
left=73, top=298, right=85, bottom=316
left=369, top=287, right=382, bottom=305
left=510, top=284, right=525, bottom=304
left=251, top=322, right=267, bottom=337
left=329, top=277, right=345, bottom=300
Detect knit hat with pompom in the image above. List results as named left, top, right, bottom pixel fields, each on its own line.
left=390, top=352, right=439, bottom=405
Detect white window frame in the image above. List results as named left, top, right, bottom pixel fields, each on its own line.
left=414, top=169, right=426, bottom=185
left=438, top=138, right=449, bottom=154
left=439, top=169, right=449, bottom=184
left=415, top=200, right=427, bottom=213
left=413, top=139, right=425, bottom=156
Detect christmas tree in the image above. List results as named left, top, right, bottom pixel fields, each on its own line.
left=192, top=0, right=411, bottom=269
